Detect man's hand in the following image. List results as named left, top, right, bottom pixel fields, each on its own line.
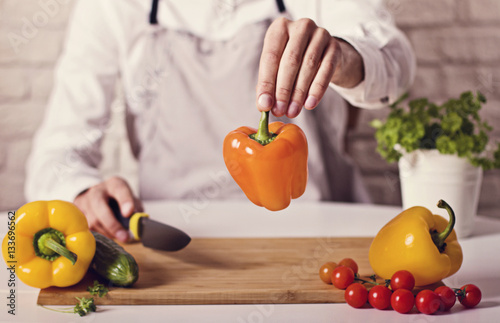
left=256, top=17, right=364, bottom=118
left=74, top=176, right=143, bottom=242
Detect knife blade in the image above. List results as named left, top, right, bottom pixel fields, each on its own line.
left=109, top=198, right=191, bottom=251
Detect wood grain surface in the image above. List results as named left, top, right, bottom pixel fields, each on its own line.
left=37, top=237, right=376, bottom=305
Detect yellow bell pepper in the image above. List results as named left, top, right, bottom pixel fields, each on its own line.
left=369, top=200, right=463, bottom=286
left=2, top=200, right=96, bottom=289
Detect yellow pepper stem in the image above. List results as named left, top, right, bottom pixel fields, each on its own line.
left=431, top=199, right=456, bottom=252
left=33, top=228, right=77, bottom=265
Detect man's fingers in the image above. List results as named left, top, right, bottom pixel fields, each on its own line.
left=287, top=28, right=331, bottom=117
left=257, top=17, right=336, bottom=118
left=76, top=189, right=121, bottom=239
left=134, top=196, right=144, bottom=212
left=105, top=176, right=136, bottom=218
left=257, top=17, right=289, bottom=112
left=275, top=18, right=317, bottom=117
left=89, top=220, right=114, bottom=239
left=73, top=179, right=137, bottom=243
left=305, top=38, right=341, bottom=110
left=89, top=188, right=130, bottom=242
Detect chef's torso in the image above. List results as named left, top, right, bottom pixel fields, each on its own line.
left=117, top=0, right=368, bottom=204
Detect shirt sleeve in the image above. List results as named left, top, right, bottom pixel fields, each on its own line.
left=287, top=0, right=416, bottom=109
left=25, top=0, right=120, bottom=202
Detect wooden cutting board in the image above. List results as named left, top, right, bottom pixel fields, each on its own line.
left=38, top=237, right=376, bottom=305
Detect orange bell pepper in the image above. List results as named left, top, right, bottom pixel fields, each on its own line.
left=223, top=111, right=308, bottom=211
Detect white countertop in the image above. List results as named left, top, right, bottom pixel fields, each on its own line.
left=1, top=200, right=500, bottom=322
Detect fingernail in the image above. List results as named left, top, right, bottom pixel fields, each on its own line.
left=271, top=104, right=279, bottom=115
left=121, top=202, right=134, bottom=216
left=305, top=96, right=318, bottom=110
left=115, top=230, right=129, bottom=242
left=275, top=101, right=287, bottom=116
left=258, top=93, right=273, bottom=110
left=288, top=102, right=300, bottom=117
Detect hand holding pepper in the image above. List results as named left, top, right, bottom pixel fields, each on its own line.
left=223, top=111, right=308, bottom=211
left=256, top=17, right=364, bottom=118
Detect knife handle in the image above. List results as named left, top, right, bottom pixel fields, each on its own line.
left=108, top=198, right=148, bottom=240
left=109, top=198, right=131, bottom=230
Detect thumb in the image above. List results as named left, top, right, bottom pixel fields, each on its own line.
left=105, top=176, right=136, bottom=218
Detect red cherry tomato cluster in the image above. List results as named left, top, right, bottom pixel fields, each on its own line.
left=318, top=258, right=358, bottom=288
left=319, top=260, right=482, bottom=315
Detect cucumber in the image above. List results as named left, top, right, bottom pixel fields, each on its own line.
left=91, top=231, right=139, bottom=287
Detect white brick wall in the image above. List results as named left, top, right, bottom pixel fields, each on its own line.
left=409, top=27, right=500, bottom=64
left=348, top=0, right=500, bottom=216
left=465, top=0, right=500, bottom=23
left=0, top=0, right=499, bottom=218
left=1, top=0, right=74, bottom=27
left=0, top=29, right=65, bottom=64
left=0, top=0, right=79, bottom=211
left=0, top=68, right=29, bottom=99
left=389, top=0, right=456, bottom=27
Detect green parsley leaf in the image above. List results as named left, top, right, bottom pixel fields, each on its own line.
left=74, top=297, right=96, bottom=317
left=441, top=112, right=462, bottom=134
left=87, top=280, right=109, bottom=298
left=372, top=91, right=500, bottom=169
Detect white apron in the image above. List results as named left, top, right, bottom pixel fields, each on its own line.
left=123, top=0, right=371, bottom=205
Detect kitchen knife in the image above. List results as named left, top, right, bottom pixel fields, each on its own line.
left=109, top=198, right=191, bottom=251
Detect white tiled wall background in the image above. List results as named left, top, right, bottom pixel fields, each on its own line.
left=1, top=0, right=499, bottom=217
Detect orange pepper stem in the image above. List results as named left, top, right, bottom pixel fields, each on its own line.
left=431, top=199, right=456, bottom=252
left=250, top=111, right=277, bottom=145
left=33, top=228, right=77, bottom=265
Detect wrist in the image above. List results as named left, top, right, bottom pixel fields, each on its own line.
left=330, top=38, right=365, bottom=89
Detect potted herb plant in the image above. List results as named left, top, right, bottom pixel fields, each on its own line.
left=371, top=91, right=500, bottom=238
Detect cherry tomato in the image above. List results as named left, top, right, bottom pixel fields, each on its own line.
left=391, top=289, right=414, bottom=314
left=415, top=289, right=441, bottom=315
left=319, top=262, right=337, bottom=284
left=338, top=258, right=359, bottom=274
left=345, top=283, right=368, bottom=308
left=390, top=270, right=415, bottom=291
left=331, top=266, right=355, bottom=290
left=368, top=285, right=392, bottom=310
left=458, top=284, right=482, bottom=308
left=434, top=286, right=456, bottom=311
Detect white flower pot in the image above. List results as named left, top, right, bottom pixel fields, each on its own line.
left=398, top=149, right=483, bottom=238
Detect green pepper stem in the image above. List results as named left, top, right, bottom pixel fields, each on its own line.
left=39, top=305, right=75, bottom=313
left=453, top=286, right=468, bottom=298
left=250, top=111, right=277, bottom=145
left=33, top=228, right=77, bottom=265
left=431, top=199, right=456, bottom=252
left=354, top=274, right=390, bottom=287
left=44, top=238, right=77, bottom=265
left=255, top=111, right=271, bottom=142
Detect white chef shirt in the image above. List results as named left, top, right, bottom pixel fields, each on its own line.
left=25, top=0, right=416, bottom=206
